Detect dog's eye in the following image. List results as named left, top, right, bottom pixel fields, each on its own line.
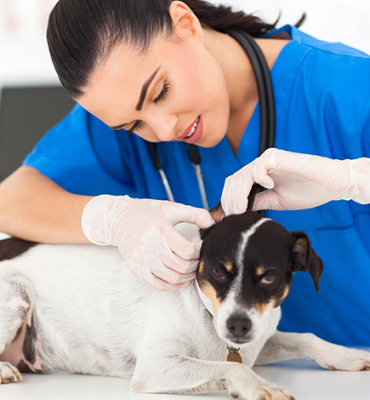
left=259, top=269, right=277, bottom=285
left=260, top=276, right=275, bottom=285
left=211, top=267, right=227, bottom=281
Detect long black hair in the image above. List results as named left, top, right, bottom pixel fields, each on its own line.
left=47, top=0, right=286, bottom=98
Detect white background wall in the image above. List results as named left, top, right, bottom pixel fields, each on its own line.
left=0, top=0, right=369, bottom=87
left=0, top=0, right=59, bottom=86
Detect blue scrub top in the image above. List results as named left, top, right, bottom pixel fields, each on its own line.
left=24, top=25, right=370, bottom=346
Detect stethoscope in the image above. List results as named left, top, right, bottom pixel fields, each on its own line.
left=147, top=29, right=276, bottom=211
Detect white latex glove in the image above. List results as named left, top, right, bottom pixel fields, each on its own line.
left=222, top=148, right=370, bottom=214
left=82, top=196, right=214, bottom=291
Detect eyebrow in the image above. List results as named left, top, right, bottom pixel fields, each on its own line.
left=109, top=66, right=161, bottom=131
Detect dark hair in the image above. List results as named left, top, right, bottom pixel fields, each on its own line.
left=47, top=0, right=282, bottom=98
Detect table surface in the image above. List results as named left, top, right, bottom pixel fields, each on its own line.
left=1, top=357, right=369, bottom=400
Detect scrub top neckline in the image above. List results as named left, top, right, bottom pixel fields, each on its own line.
left=213, top=43, right=295, bottom=168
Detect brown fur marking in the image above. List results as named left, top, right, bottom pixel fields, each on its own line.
left=224, top=262, right=233, bottom=272
left=198, top=259, right=205, bottom=274
left=253, top=300, right=275, bottom=315
left=275, top=285, right=291, bottom=308
left=199, top=281, right=222, bottom=312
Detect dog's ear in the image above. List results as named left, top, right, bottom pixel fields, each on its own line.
left=209, top=202, right=225, bottom=223
left=208, top=183, right=264, bottom=223
left=289, top=231, right=324, bottom=293
left=200, top=200, right=228, bottom=239
left=246, top=183, right=263, bottom=212
left=200, top=203, right=226, bottom=239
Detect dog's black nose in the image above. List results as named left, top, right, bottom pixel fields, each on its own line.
left=227, top=314, right=252, bottom=338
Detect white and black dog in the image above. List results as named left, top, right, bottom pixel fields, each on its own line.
left=0, top=187, right=369, bottom=399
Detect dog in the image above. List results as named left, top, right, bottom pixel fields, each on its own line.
left=0, top=187, right=369, bottom=400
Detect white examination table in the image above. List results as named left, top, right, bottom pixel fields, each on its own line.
left=1, top=357, right=369, bottom=400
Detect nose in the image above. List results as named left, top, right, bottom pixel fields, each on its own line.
left=226, top=314, right=252, bottom=338
left=149, top=113, right=178, bottom=142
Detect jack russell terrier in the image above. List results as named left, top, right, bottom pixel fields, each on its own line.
left=0, top=187, right=369, bottom=400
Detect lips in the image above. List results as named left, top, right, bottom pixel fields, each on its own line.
left=177, top=116, right=203, bottom=144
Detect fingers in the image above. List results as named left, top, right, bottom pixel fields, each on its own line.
left=131, top=226, right=201, bottom=290
left=135, top=268, right=186, bottom=292
left=162, top=225, right=202, bottom=261
left=125, top=216, right=204, bottom=292
left=221, top=175, right=248, bottom=215
left=150, top=260, right=196, bottom=285
left=130, top=251, right=197, bottom=291
left=162, top=203, right=214, bottom=228
left=157, top=250, right=199, bottom=274
left=252, top=190, right=285, bottom=211
left=221, top=157, right=278, bottom=215
left=252, top=162, right=275, bottom=189
left=221, top=168, right=259, bottom=216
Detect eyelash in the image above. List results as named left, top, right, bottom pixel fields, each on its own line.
left=154, top=82, right=170, bottom=105
left=127, top=121, right=143, bottom=137
left=127, top=82, right=171, bottom=137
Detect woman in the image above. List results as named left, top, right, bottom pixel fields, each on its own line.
left=0, top=0, right=369, bottom=346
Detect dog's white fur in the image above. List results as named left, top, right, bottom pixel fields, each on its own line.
left=0, top=224, right=369, bottom=399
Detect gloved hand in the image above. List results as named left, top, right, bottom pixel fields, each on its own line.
left=82, top=196, right=214, bottom=291
left=222, top=148, right=370, bottom=214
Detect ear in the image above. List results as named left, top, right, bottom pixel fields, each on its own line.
left=200, top=202, right=225, bottom=239
left=168, top=1, right=203, bottom=38
left=209, top=183, right=264, bottom=223
left=247, top=183, right=264, bottom=212
left=209, top=202, right=225, bottom=223
left=289, top=231, right=324, bottom=293
left=199, top=205, right=220, bottom=239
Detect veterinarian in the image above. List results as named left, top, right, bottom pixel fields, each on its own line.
left=0, top=0, right=369, bottom=347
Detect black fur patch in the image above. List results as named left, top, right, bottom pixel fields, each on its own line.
left=17, top=359, right=32, bottom=373
left=0, top=237, right=37, bottom=261
left=23, top=313, right=37, bottom=365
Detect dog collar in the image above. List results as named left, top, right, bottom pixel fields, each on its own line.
left=195, top=281, right=243, bottom=364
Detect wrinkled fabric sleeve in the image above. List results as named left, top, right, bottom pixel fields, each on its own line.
left=23, top=104, right=136, bottom=197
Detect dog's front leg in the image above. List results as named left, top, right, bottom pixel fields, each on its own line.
left=255, top=331, right=370, bottom=371
left=131, top=355, right=294, bottom=400
left=0, top=278, right=32, bottom=383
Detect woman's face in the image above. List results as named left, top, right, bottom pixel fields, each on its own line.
left=78, top=28, right=230, bottom=148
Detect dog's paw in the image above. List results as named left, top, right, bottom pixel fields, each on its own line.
left=0, top=362, right=23, bottom=384
left=228, top=379, right=294, bottom=400
left=249, top=381, right=294, bottom=400
left=314, top=346, right=370, bottom=371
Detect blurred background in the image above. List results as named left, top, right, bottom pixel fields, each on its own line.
left=0, top=0, right=369, bottom=180
left=1, top=0, right=369, bottom=87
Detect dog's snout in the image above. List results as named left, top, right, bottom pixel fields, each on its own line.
left=226, top=314, right=252, bottom=338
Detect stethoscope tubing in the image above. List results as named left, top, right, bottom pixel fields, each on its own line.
left=227, top=29, right=276, bottom=155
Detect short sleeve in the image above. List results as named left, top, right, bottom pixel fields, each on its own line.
left=23, top=104, right=136, bottom=197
